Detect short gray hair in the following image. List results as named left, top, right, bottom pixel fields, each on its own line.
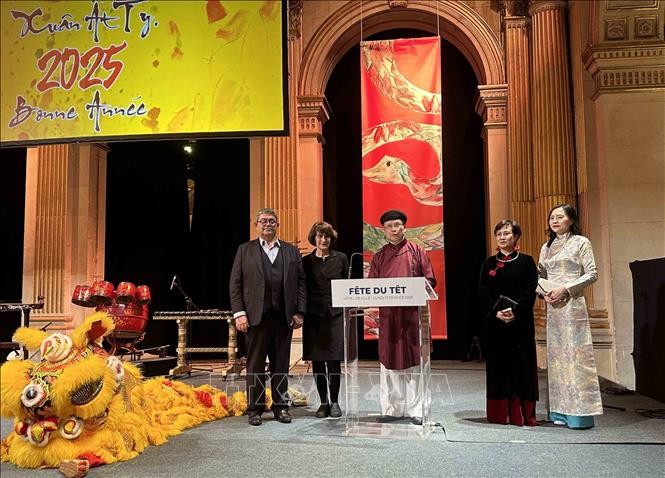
left=255, top=208, right=278, bottom=222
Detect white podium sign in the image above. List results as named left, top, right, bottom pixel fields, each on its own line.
left=331, top=277, right=429, bottom=308
left=337, top=276, right=436, bottom=438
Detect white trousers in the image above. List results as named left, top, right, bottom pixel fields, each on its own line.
left=379, top=364, right=430, bottom=417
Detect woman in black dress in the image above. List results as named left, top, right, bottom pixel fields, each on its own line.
left=303, top=221, right=348, bottom=418
left=478, top=220, right=539, bottom=426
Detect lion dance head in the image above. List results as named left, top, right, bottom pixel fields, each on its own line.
left=1, top=312, right=246, bottom=476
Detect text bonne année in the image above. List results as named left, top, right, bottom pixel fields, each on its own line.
left=8, top=91, right=147, bottom=134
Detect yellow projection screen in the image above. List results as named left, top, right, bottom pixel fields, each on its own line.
left=0, top=1, right=287, bottom=146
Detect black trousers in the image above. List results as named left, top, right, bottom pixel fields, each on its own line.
left=312, top=360, right=341, bottom=404
left=245, top=310, right=293, bottom=415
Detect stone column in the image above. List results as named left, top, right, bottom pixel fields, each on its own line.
left=247, top=1, right=316, bottom=249
left=296, top=95, right=329, bottom=246
left=529, top=0, right=577, bottom=229
left=529, top=0, right=581, bottom=370
left=505, top=12, right=538, bottom=258
left=263, top=131, right=299, bottom=244
left=567, top=0, right=597, bottom=314
left=475, top=84, right=509, bottom=254
left=23, top=143, right=108, bottom=330
left=288, top=0, right=308, bottom=365
left=248, top=138, right=266, bottom=234
left=258, top=2, right=304, bottom=247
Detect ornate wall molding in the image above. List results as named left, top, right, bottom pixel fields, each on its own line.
left=504, top=16, right=531, bottom=29
left=474, top=84, right=508, bottom=127
left=583, top=45, right=665, bottom=97
left=589, top=0, right=664, bottom=46
left=288, top=0, right=303, bottom=41
left=299, top=0, right=504, bottom=96
left=502, top=0, right=529, bottom=17
left=297, top=95, right=330, bottom=142
left=388, top=0, right=409, bottom=8
left=528, top=0, right=567, bottom=17
left=605, top=18, right=628, bottom=40
left=606, top=0, right=659, bottom=10
left=635, top=15, right=659, bottom=38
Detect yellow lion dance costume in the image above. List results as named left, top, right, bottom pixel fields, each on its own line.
left=0, top=312, right=253, bottom=477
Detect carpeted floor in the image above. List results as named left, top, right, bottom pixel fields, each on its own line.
left=433, top=367, right=665, bottom=444
left=2, top=361, right=663, bottom=477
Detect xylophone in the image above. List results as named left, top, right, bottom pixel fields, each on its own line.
left=153, top=309, right=240, bottom=376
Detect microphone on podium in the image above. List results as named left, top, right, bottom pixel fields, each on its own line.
left=348, top=252, right=364, bottom=279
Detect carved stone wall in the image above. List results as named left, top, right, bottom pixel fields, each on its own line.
left=584, top=0, right=665, bottom=97
left=598, top=0, right=663, bottom=43
left=576, top=0, right=665, bottom=387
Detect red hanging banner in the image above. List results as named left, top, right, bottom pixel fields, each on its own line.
left=360, top=37, right=447, bottom=339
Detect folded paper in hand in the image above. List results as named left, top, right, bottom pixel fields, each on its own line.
left=492, top=295, right=517, bottom=311
left=536, top=278, right=561, bottom=295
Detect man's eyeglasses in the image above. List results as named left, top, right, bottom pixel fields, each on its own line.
left=257, top=218, right=278, bottom=225
left=384, top=222, right=404, bottom=229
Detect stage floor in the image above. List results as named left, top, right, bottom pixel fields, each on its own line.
left=2, top=361, right=663, bottom=477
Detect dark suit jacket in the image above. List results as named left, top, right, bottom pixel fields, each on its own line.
left=229, top=238, right=306, bottom=327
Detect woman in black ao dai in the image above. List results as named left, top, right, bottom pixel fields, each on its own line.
left=478, top=220, right=539, bottom=426
left=302, top=221, right=348, bottom=419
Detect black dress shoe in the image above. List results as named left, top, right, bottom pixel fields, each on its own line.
left=274, top=409, right=292, bottom=423
left=329, top=403, right=342, bottom=418
left=315, top=404, right=330, bottom=418
left=248, top=414, right=262, bottom=426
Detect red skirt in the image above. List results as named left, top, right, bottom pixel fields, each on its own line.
left=487, top=397, right=537, bottom=426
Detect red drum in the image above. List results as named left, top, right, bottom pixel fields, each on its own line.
left=98, top=301, right=150, bottom=354
left=135, top=285, right=151, bottom=305
left=71, top=285, right=95, bottom=307
left=91, top=280, right=114, bottom=305
left=115, top=281, right=136, bottom=304
left=99, top=303, right=149, bottom=339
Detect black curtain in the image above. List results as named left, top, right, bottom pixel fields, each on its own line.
left=105, top=140, right=190, bottom=353
left=630, top=258, right=665, bottom=402
left=0, top=147, right=26, bottom=351
left=106, top=138, right=250, bottom=356
left=322, top=31, right=486, bottom=360
left=185, top=139, right=250, bottom=355
left=439, top=39, right=487, bottom=358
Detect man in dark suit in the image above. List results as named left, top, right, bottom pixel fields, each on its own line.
left=229, top=208, right=306, bottom=426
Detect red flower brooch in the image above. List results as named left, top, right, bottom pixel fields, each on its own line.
left=488, top=251, right=518, bottom=277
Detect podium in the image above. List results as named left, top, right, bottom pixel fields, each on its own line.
left=331, top=277, right=437, bottom=438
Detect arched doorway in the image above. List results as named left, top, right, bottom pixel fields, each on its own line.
left=298, top=3, right=506, bottom=359
left=299, top=2, right=505, bottom=95
left=297, top=2, right=508, bottom=238
left=322, top=27, right=486, bottom=359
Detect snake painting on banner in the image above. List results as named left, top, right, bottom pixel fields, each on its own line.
left=360, top=37, right=446, bottom=339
